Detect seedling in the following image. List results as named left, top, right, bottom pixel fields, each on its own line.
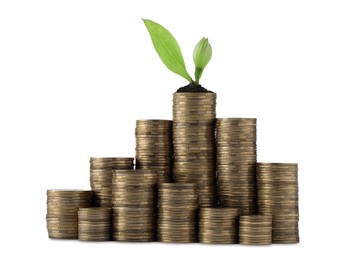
left=143, top=19, right=212, bottom=87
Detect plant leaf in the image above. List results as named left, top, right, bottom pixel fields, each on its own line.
left=193, top=37, right=212, bottom=84
left=143, top=19, right=192, bottom=82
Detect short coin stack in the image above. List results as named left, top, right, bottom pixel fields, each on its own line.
left=46, top=189, right=92, bottom=239
left=239, top=215, right=272, bottom=245
left=257, top=163, right=299, bottom=243
left=158, top=183, right=198, bottom=243
left=216, top=118, right=257, bottom=215
left=112, top=169, right=158, bottom=242
left=113, top=207, right=156, bottom=242
left=135, top=120, right=173, bottom=183
left=78, top=208, right=112, bottom=241
left=199, top=208, right=241, bottom=244
left=173, top=93, right=217, bottom=207
left=90, top=157, right=134, bottom=207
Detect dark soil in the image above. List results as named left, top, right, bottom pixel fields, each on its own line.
left=176, top=83, right=213, bottom=93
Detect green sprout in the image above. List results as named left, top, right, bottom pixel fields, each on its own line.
left=143, top=19, right=212, bottom=87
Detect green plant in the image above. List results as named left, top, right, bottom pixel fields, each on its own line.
left=143, top=19, right=212, bottom=86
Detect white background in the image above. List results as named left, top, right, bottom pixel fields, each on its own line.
left=1, top=0, right=361, bottom=259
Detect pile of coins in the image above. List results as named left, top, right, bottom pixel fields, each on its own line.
left=47, top=92, right=301, bottom=245
left=239, top=215, right=272, bottom=245
left=78, top=208, right=111, bottom=241
left=90, top=157, right=134, bottom=207
left=112, top=169, right=158, bottom=207
left=135, top=120, right=173, bottom=183
left=199, top=208, right=241, bottom=244
left=113, top=207, right=156, bottom=242
left=46, top=189, right=92, bottom=239
left=173, top=93, right=217, bottom=207
left=158, top=183, right=198, bottom=242
left=216, top=118, right=257, bottom=214
left=257, top=163, right=299, bottom=243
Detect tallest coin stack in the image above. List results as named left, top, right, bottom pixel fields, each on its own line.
left=172, top=93, right=217, bottom=207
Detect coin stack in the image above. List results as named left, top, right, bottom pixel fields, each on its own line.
left=173, top=93, right=217, bottom=207
left=112, top=169, right=158, bottom=207
left=135, top=120, right=173, bottom=183
left=239, top=215, right=272, bottom=245
left=46, top=189, right=92, bottom=239
left=199, top=207, right=241, bottom=244
left=113, top=207, right=156, bottom=242
left=216, top=118, right=257, bottom=214
left=157, top=183, right=198, bottom=242
left=257, top=163, right=299, bottom=243
left=90, top=157, right=134, bottom=207
left=78, top=208, right=111, bottom=241
left=112, top=169, right=157, bottom=241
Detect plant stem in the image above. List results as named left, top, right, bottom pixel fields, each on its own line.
left=190, top=80, right=199, bottom=87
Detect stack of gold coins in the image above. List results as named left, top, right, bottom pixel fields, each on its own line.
left=157, top=183, right=198, bottom=243
left=239, top=215, right=272, bottom=245
left=135, top=120, right=173, bottom=183
left=216, top=118, right=257, bottom=215
left=90, top=157, right=134, bottom=207
left=112, top=207, right=156, bottom=242
left=112, top=169, right=157, bottom=242
left=199, top=207, right=241, bottom=244
left=46, top=189, right=92, bottom=239
left=173, top=93, right=217, bottom=207
left=256, top=163, right=273, bottom=215
left=112, top=169, right=158, bottom=207
left=257, top=163, right=299, bottom=243
left=78, top=208, right=111, bottom=241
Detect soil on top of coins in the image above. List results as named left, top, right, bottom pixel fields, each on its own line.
left=176, top=83, right=213, bottom=93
